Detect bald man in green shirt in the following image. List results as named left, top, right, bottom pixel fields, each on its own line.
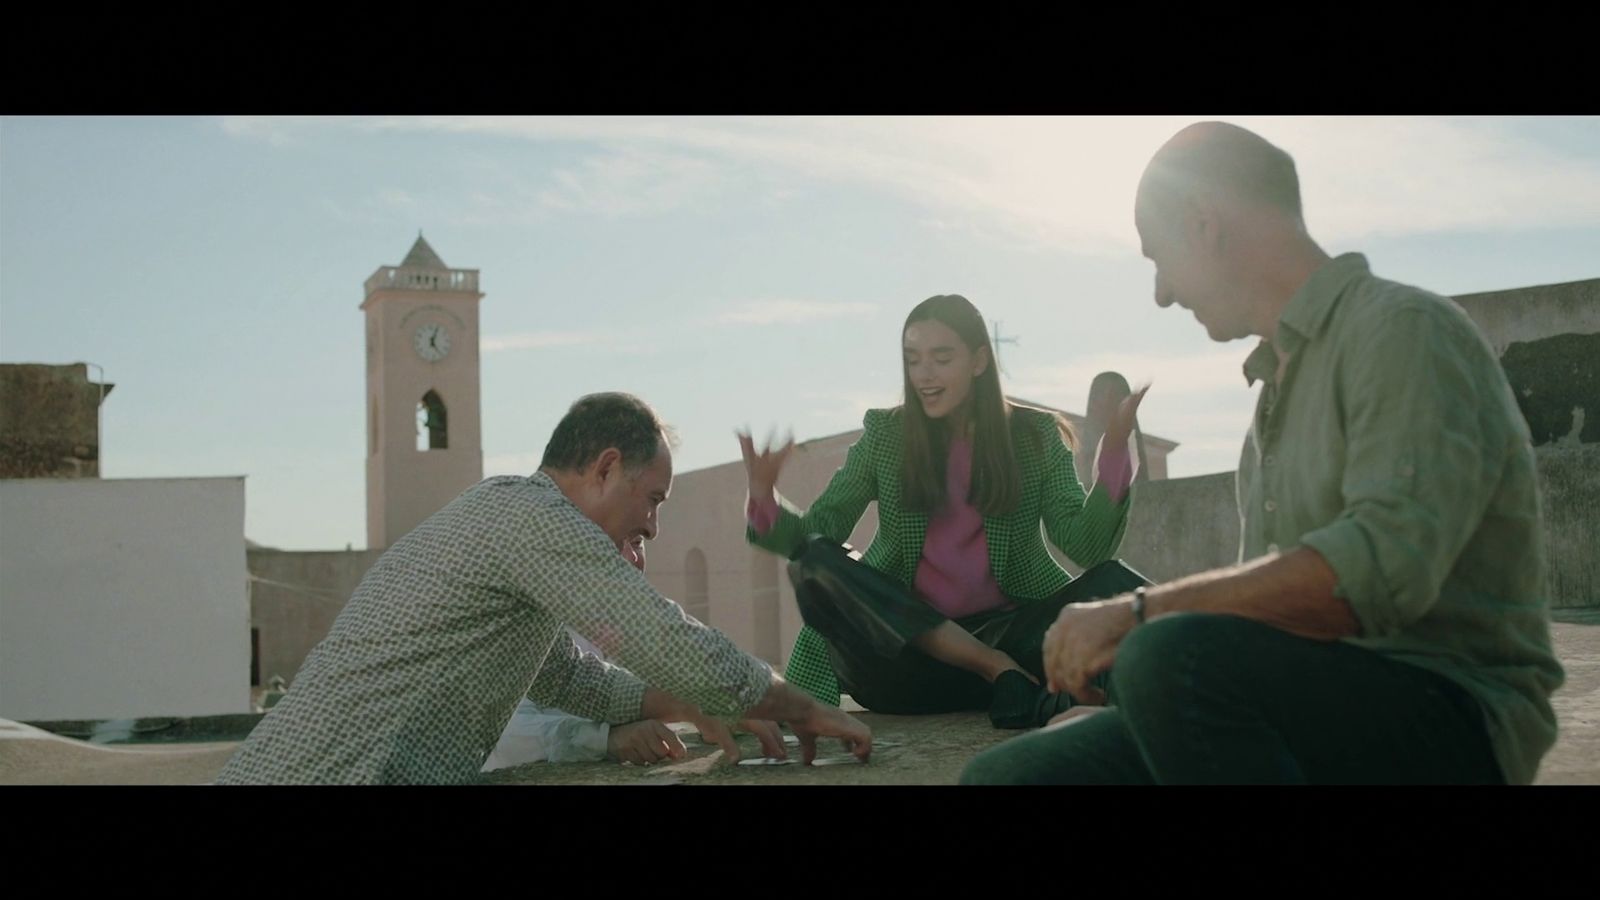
left=963, top=121, right=1564, bottom=785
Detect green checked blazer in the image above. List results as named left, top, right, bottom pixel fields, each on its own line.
left=747, top=405, right=1133, bottom=706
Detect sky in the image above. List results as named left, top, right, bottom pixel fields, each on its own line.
left=2, top=116, right=1597, bottom=550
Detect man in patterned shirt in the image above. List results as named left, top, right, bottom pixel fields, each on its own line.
left=218, top=392, right=871, bottom=784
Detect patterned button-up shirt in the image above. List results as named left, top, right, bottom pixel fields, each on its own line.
left=1237, top=252, right=1563, bottom=785
left=217, top=473, right=773, bottom=784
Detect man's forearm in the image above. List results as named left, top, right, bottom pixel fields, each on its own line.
left=643, top=678, right=803, bottom=722
left=639, top=687, right=698, bottom=723
left=647, top=678, right=815, bottom=725
left=740, top=678, right=821, bottom=724
left=1144, top=546, right=1359, bottom=641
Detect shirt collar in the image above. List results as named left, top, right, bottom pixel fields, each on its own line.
left=1242, top=340, right=1278, bottom=387
left=1241, top=252, right=1370, bottom=385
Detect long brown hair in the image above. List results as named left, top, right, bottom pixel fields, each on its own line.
left=900, top=294, right=1022, bottom=516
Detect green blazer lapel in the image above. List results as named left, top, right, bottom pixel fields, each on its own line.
left=901, top=509, right=929, bottom=585
left=982, top=513, right=1010, bottom=584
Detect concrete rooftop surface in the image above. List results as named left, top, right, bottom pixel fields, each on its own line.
left=3, top=616, right=1595, bottom=787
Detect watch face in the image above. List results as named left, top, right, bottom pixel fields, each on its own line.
left=414, top=324, right=450, bottom=361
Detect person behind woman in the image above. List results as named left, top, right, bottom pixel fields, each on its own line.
left=741, top=294, right=1151, bottom=729
left=483, top=538, right=692, bottom=770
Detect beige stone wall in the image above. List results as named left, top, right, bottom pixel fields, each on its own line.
left=0, top=363, right=112, bottom=479
left=1453, top=277, right=1600, bottom=356
left=1537, top=445, right=1600, bottom=609
left=246, top=548, right=384, bottom=686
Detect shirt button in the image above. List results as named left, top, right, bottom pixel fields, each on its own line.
left=1263, top=454, right=1275, bottom=466
left=1400, top=464, right=1415, bottom=477
left=1264, top=499, right=1277, bottom=513
left=1267, top=543, right=1280, bottom=554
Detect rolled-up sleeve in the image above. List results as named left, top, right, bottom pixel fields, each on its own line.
left=509, top=514, right=774, bottom=721
left=1299, top=307, right=1507, bottom=638
left=525, top=630, right=648, bottom=725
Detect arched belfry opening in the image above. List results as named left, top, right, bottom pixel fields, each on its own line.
left=416, top=390, right=448, bottom=450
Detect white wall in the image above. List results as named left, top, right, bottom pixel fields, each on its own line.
left=0, top=477, right=251, bottom=720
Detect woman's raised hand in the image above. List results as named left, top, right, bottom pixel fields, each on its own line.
left=737, top=427, right=795, bottom=502
left=1105, top=382, right=1152, bottom=448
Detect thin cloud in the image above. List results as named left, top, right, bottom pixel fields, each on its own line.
left=219, top=115, right=363, bottom=146
left=713, top=299, right=877, bottom=326
left=1229, top=116, right=1600, bottom=241
left=480, top=331, right=608, bottom=353
left=797, top=388, right=900, bottom=425
left=377, top=188, right=417, bottom=208
left=225, top=115, right=1600, bottom=251
left=536, top=150, right=730, bottom=217
left=226, top=118, right=732, bottom=223
left=1008, top=349, right=1253, bottom=402
left=319, top=187, right=429, bottom=226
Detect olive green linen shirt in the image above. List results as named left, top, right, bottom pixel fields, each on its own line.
left=1237, top=253, right=1563, bottom=784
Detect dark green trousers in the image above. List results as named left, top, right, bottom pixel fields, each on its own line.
left=961, top=613, right=1504, bottom=784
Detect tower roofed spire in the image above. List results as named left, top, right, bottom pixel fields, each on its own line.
left=401, top=233, right=448, bottom=270
left=363, top=231, right=480, bottom=301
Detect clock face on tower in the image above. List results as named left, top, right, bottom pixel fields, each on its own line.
left=413, top=323, right=450, bottom=362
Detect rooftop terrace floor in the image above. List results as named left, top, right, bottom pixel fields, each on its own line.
left=4, top=616, right=1595, bottom=786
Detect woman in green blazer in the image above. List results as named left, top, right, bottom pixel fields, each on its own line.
left=740, top=294, right=1151, bottom=729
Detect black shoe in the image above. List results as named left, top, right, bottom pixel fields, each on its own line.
left=989, top=670, right=1078, bottom=730
left=988, top=670, right=1041, bottom=729
left=1035, top=689, right=1077, bottom=725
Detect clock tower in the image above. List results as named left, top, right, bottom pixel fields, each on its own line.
left=363, top=234, right=485, bottom=548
